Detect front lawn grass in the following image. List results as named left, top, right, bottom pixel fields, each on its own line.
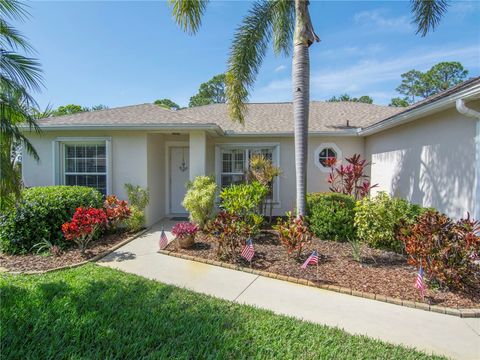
left=1, top=264, right=443, bottom=359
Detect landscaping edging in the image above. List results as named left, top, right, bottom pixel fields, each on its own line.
left=5, top=228, right=150, bottom=275
left=158, top=249, right=480, bottom=318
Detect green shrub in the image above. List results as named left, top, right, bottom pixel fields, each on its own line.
left=124, top=183, right=149, bottom=210
left=219, top=181, right=268, bottom=233
left=125, top=206, right=145, bottom=233
left=0, top=186, right=103, bottom=254
left=220, top=181, right=268, bottom=217
left=182, top=176, right=217, bottom=229
left=306, top=193, right=356, bottom=242
left=354, top=192, right=425, bottom=252
left=124, top=184, right=149, bottom=231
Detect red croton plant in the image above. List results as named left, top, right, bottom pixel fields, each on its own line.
left=326, top=154, right=377, bottom=200
left=62, top=207, right=108, bottom=253
left=398, top=210, right=480, bottom=291
left=104, top=195, right=131, bottom=230
left=273, top=212, right=311, bottom=259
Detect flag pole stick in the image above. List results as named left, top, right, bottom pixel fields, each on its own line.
left=316, top=249, right=319, bottom=281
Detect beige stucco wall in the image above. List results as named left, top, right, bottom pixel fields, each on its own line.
left=209, top=136, right=364, bottom=214
left=365, top=105, right=478, bottom=219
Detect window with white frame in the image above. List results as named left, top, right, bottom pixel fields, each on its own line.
left=314, top=142, right=342, bottom=173
left=219, top=145, right=279, bottom=202
left=63, top=143, right=108, bottom=195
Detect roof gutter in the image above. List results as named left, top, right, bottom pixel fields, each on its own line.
left=24, top=123, right=225, bottom=136
left=223, top=129, right=359, bottom=137
left=358, top=82, right=480, bottom=136
left=455, top=98, right=480, bottom=220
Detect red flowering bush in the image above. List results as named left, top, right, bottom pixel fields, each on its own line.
left=62, top=207, right=107, bottom=253
left=398, top=210, right=480, bottom=291
left=172, top=222, right=198, bottom=238
left=103, top=195, right=131, bottom=231
left=326, top=154, right=377, bottom=199
left=273, top=212, right=311, bottom=259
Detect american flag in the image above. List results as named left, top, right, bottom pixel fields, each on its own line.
left=414, top=266, right=426, bottom=297
left=241, top=239, right=255, bottom=262
left=301, top=250, right=318, bottom=269
left=159, top=229, right=168, bottom=250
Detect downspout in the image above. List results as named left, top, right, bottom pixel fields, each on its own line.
left=456, top=99, right=480, bottom=220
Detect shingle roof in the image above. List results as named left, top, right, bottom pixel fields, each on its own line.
left=37, top=101, right=403, bottom=134
left=178, top=101, right=403, bottom=134
left=37, top=103, right=210, bottom=127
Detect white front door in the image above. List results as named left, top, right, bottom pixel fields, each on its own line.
left=170, top=147, right=189, bottom=214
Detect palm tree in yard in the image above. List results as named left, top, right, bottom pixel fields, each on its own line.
left=0, top=0, right=43, bottom=210
left=168, top=0, right=448, bottom=216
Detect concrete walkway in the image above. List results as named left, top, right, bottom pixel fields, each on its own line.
left=99, top=220, right=480, bottom=360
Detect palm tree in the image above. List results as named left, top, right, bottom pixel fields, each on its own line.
left=0, top=0, right=43, bottom=210
left=169, top=0, right=448, bottom=216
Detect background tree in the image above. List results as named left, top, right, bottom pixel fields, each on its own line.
left=0, top=0, right=43, bottom=211
left=389, top=97, right=410, bottom=107
left=90, top=104, right=109, bottom=111
left=154, top=98, right=180, bottom=110
left=327, top=94, right=373, bottom=104
left=189, top=73, right=226, bottom=107
left=394, top=61, right=468, bottom=105
left=169, top=0, right=448, bottom=216
left=53, top=104, right=86, bottom=116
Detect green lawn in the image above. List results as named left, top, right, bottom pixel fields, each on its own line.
left=1, top=264, right=443, bottom=359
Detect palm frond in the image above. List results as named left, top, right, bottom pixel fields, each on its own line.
left=168, top=0, right=209, bottom=35
left=0, top=18, right=34, bottom=53
left=411, top=0, right=449, bottom=36
left=0, top=50, right=42, bottom=91
left=272, top=0, right=294, bottom=56
left=0, top=0, right=29, bottom=21
left=226, top=0, right=280, bottom=123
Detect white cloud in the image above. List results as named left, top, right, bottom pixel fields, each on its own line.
left=353, top=9, right=413, bottom=32
left=254, top=45, right=479, bottom=104
left=274, top=64, right=287, bottom=72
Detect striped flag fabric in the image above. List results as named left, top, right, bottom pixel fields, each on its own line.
left=241, top=238, right=255, bottom=262
left=414, top=266, right=426, bottom=297
left=159, top=229, right=168, bottom=250
left=301, top=250, right=319, bottom=269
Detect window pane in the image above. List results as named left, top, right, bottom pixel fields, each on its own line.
left=86, top=145, right=96, bottom=158
left=75, top=146, right=86, bottom=158
left=66, top=145, right=75, bottom=158
left=222, top=153, right=232, bottom=173
left=65, top=158, right=75, bottom=172
left=97, top=158, right=106, bottom=173
left=86, top=175, right=97, bottom=187
left=76, top=175, right=86, bottom=186
left=327, top=148, right=336, bottom=158
left=76, top=159, right=86, bottom=173
left=65, top=175, right=76, bottom=186
left=98, top=175, right=106, bottom=189
left=97, top=145, right=106, bottom=157
left=86, top=159, right=96, bottom=172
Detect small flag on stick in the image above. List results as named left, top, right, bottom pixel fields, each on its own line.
left=159, top=228, right=168, bottom=250
left=414, top=266, right=426, bottom=298
left=241, top=238, right=255, bottom=262
left=301, top=250, right=318, bottom=269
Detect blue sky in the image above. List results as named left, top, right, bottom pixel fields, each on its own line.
left=16, top=1, right=480, bottom=109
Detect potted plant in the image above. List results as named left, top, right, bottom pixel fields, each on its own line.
left=172, top=222, right=198, bottom=249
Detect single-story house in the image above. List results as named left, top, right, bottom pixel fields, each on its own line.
left=22, top=77, right=480, bottom=225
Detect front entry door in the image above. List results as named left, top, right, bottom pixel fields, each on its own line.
left=170, top=147, right=189, bottom=214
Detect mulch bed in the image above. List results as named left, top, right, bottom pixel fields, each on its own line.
left=0, top=232, right=132, bottom=273
left=167, top=230, right=480, bottom=309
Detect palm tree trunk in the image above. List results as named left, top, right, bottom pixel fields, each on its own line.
left=292, top=0, right=319, bottom=217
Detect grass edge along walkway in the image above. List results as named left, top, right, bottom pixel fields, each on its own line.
left=0, top=264, right=445, bottom=359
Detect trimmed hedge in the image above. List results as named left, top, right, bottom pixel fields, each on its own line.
left=0, top=186, right=103, bottom=254
left=306, top=193, right=356, bottom=242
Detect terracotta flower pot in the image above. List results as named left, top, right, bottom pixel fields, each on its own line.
left=178, top=234, right=195, bottom=249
